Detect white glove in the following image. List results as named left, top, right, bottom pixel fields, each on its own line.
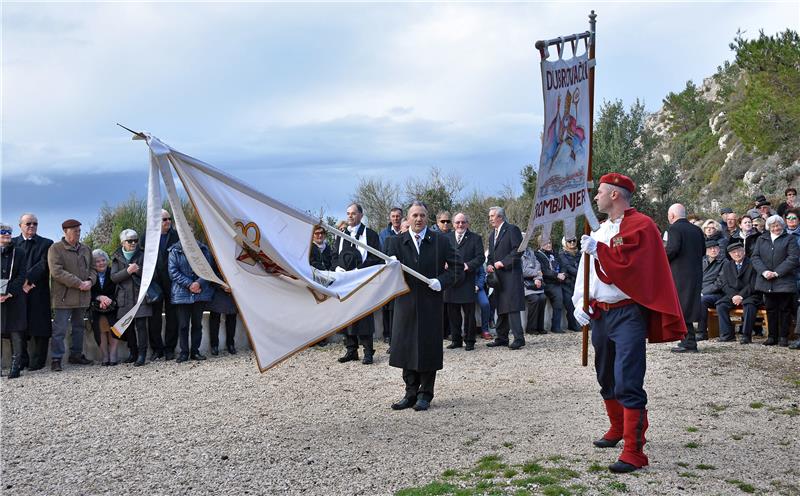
left=334, top=266, right=347, bottom=273
left=388, top=255, right=398, bottom=261
left=580, top=235, right=597, bottom=256
left=574, top=306, right=593, bottom=327
left=428, top=279, right=442, bottom=292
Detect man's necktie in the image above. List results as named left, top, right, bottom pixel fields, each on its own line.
left=457, top=234, right=463, bottom=245
left=415, top=233, right=421, bottom=252
left=736, top=263, right=742, bottom=273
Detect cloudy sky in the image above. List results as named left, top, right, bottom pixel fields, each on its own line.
left=2, top=1, right=797, bottom=240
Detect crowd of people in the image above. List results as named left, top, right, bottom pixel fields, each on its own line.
left=1, top=210, right=239, bottom=378
left=2, top=187, right=799, bottom=381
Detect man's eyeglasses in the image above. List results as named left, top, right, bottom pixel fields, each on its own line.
left=566, top=239, right=577, bottom=243
left=24, top=222, right=38, bottom=227
left=438, top=219, right=451, bottom=224
left=124, top=239, right=138, bottom=244
left=0, top=229, right=12, bottom=235
left=162, top=218, right=172, bottom=222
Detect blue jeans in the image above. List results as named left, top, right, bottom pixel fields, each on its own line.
left=476, top=288, right=491, bottom=332
left=51, top=308, right=86, bottom=359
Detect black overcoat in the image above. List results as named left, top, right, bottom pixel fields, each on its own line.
left=714, top=259, right=761, bottom=306
left=701, top=255, right=725, bottom=296
left=487, top=223, right=525, bottom=314
left=386, top=229, right=461, bottom=371
left=443, top=230, right=485, bottom=304
left=11, top=234, right=53, bottom=336
left=750, top=231, right=800, bottom=294
left=666, top=218, right=705, bottom=322
left=331, top=224, right=382, bottom=336
left=309, top=242, right=332, bottom=271
left=1, top=244, right=28, bottom=335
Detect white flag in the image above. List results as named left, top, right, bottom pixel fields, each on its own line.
left=126, top=135, right=409, bottom=371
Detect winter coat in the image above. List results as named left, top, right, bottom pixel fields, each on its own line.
left=90, top=268, right=117, bottom=318
left=487, top=223, right=525, bottom=314
left=48, top=238, right=97, bottom=309
left=1, top=244, right=28, bottom=335
left=666, top=218, right=705, bottom=322
left=12, top=234, right=53, bottom=336
left=141, top=227, right=179, bottom=304
left=206, top=258, right=237, bottom=315
left=443, top=230, right=485, bottom=304
left=558, top=249, right=580, bottom=292
left=385, top=230, right=461, bottom=371
left=110, top=248, right=152, bottom=319
left=309, top=242, right=332, bottom=271
left=701, top=255, right=725, bottom=296
left=522, top=248, right=544, bottom=296
left=750, top=231, right=800, bottom=294
left=714, top=258, right=761, bottom=306
left=168, top=241, right=215, bottom=305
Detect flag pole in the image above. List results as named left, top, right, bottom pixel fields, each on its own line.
left=318, top=223, right=434, bottom=285
left=580, top=10, right=597, bottom=367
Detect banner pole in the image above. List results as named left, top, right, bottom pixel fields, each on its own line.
left=581, top=10, right=597, bottom=367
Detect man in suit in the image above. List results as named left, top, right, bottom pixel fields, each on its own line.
left=443, top=212, right=485, bottom=351
left=378, top=207, right=404, bottom=346
left=12, top=213, right=53, bottom=371
left=666, top=204, right=706, bottom=353
left=715, top=241, right=760, bottom=343
left=332, top=203, right=382, bottom=365
left=486, top=206, right=526, bottom=349
left=385, top=201, right=461, bottom=411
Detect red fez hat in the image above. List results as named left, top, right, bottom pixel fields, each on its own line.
left=599, top=173, right=635, bottom=193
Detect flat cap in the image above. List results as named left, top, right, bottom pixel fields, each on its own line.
left=705, top=239, right=720, bottom=248
left=61, top=219, right=81, bottom=229
left=726, top=240, right=744, bottom=252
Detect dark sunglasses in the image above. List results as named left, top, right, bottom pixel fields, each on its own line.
left=438, top=219, right=451, bottom=224
left=566, top=239, right=577, bottom=243
left=24, top=222, right=38, bottom=226
left=787, top=216, right=798, bottom=220
left=0, top=229, right=12, bottom=235
left=124, top=239, right=139, bottom=243
left=162, top=218, right=172, bottom=222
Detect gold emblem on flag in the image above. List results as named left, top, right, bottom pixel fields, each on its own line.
left=234, top=220, right=296, bottom=279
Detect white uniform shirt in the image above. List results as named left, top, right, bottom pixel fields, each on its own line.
left=572, top=215, right=632, bottom=309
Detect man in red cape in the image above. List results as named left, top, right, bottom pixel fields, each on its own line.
left=573, top=172, right=685, bottom=473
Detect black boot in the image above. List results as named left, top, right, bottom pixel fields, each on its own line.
left=338, top=350, right=359, bottom=363
left=227, top=344, right=237, bottom=354
left=9, top=356, right=21, bottom=379
left=134, top=352, right=146, bottom=367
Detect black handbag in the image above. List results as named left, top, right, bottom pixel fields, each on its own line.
left=90, top=298, right=118, bottom=314
left=486, top=270, right=502, bottom=290
left=144, top=282, right=164, bottom=305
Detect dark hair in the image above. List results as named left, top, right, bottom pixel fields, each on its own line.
left=389, top=207, right=403, bottom=216
left=408, top=200, right=428, bottom=211
left=348, top=203, right=363, bottom=214
left=786, top=187, right=797, bottom=196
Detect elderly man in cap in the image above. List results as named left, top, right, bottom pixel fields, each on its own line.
left=48, top=219, right=97, bottom=370
left=697, top=238, right=725, bottom=341
left=715, top=240, right=759, bottom=344
left=573, top=173, right=685, bottom=473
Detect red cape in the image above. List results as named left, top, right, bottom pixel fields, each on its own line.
left=595, top=208, right=686, bottom=343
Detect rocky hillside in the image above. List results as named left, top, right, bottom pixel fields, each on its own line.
left=642, top=29, right=799, bottom=216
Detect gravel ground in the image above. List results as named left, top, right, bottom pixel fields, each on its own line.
left=2, top=332, right=799, bottom=495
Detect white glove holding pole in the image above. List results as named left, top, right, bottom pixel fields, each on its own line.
left=580, top=235, right=597, bottom=256
left=428, top=279, right=442, bottom=292
left=574, top=307, right=593, bottom=327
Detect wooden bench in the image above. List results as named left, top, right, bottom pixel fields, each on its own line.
left=707, top=307, right=769, bottom=339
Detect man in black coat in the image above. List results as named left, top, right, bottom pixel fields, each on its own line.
left=443, top=212, right=485, bottom=351
left=534, top=238, right=565, bottom=333
left=715, top=241, right=760, bottom=343
left=12, top=213, right=53, bottom=370
left=666, top=204, right=705, bottom=353
left=697, top=239, right=725, bottom=341
left=332, top=203, right=382, bottom=364
left=385, top=201, right=461, bottom=411
left=486, top=206, right=526, bottom=349
left=141, top=209, right=178, bottom=360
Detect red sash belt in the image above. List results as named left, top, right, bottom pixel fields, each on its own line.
left=590, top=298, right=635, bottom=317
